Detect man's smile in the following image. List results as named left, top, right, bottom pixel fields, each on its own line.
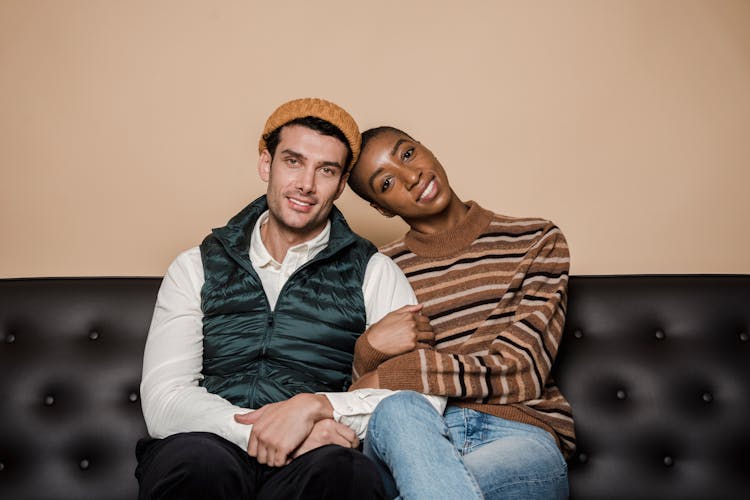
left=287, top=195, right=316, bottom=212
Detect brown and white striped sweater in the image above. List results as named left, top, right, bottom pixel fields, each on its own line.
left=353, top=201, right=576, bottom=457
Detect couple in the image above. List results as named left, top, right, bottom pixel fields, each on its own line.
left=136, top=98, right=575, bottom=499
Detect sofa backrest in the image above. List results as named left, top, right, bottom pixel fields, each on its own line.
left=1, top=276, right=748, bottom=499
left=557, top=275, right=750, bottom=499
left=0, top=278, right=157, bottom=500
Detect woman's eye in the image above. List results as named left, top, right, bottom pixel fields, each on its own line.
left=402, top=148, right=414, bottom=160
left=381, top=177, right=393, bottom=192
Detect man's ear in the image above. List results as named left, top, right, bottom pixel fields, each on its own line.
left=258, top=149, right=272, bottom=182
left=333, top=172, right=349, bottom=200
left=370, top=202, right=396, bottom=218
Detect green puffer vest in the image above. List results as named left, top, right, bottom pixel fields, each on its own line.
left=199, top=195, right=377, bottom=409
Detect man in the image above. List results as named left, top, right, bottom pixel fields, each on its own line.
left=347, top=126, right=575, bottom=499
left=136, top=100, right=436, bottom=499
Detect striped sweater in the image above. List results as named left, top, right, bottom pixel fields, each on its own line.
left=353, top=201, right=576, bottom=457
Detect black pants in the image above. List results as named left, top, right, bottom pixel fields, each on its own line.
left=135, top=432, right=385, bottom=500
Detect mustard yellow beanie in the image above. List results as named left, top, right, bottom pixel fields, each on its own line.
left=258, top=98, right=361, bottom=167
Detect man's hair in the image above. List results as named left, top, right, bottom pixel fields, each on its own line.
left=262, top=116, right=353, bottom=170
left=348, top=126, right=416, bottom=202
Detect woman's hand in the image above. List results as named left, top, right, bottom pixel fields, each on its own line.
left=365, top=304, right=434, bottom=356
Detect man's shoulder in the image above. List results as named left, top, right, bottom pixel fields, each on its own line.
left=366, top=250, right=404, bottom=270
left=158, top=246, right=205, bottom=299
left=328, top=206, right=378, bottom=253
left=171, top=245, right=201, bottom=261
left=166, top=246, right=203, bottom=276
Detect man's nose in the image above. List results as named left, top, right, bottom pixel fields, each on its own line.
left=297, top=167, right=316, bottom=193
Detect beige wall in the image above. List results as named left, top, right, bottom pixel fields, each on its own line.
left=2, top=0, right=749, bottom=278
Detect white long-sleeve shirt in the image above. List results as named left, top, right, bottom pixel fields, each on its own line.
left=140, top=211, right=445, bottom=450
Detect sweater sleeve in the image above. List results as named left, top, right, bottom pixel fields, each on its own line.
left=352, top=331, right=393, bottom=381
left=353, top=252, right=418, bottom=381
left=376, top=224, right=569, bottom=404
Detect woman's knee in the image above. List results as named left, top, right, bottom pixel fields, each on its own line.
left=370, top=391, right=437, bottom=429
left=367, top=391, right=449, bottom=456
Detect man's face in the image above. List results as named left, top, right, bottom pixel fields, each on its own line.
left=351, top=130, right=452, bottom=223
left=258, top=124, right=349, bottom=243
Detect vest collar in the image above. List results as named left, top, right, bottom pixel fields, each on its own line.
left=211, top=195, right=359, bottom=274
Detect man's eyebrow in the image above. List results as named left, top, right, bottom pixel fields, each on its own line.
left=280, top=148, right=305, bottom=161
left=281, top=148, right=342, bottom=170
left=319, top=160, right=343, bottom=170
left=390, top=139, right=410, bottom=157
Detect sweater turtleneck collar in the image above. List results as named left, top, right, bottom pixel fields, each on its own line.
left=403, top=200, right=493, bottom=258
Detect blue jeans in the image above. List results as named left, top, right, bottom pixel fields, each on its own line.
left=364, top=391, right=569, bottom=500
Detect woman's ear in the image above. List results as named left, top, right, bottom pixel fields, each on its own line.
left=370, top=202, right=396, bottom=218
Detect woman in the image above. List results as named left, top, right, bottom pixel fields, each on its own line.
left=347, top=126, right=575, bottom=500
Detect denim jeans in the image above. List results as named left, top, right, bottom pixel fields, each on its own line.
left=364, top=391, right=569, bottom=500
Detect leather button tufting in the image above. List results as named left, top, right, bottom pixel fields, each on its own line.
left=573, top=329, right=583, bottom=339
left=740, top=332, right=749, bottom=343
left=701, top=392, right=713, bottom=403
left=44, top=395, right=55, bottom=406
left=129, top=392, right=139, bottom=403
left=655, top=329, right=666, bottom=340
left=0, top=461, right=4, bottom=471
left=79, top=459, right=90, bottom=470
left=578, top=453, right=588, bottom=464
left=88, top=331, right=99, bottom=340
left=5, top=333, right=15, bottom=344
left=663, top=456, right=674, bottom=467
left=616, top=389, right=627, bottom=400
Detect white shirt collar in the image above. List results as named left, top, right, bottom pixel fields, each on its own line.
left=249, top=210, right=331, bottom=268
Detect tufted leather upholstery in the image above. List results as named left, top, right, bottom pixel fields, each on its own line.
left=1, top=275, right=748, bottom=499
left=557, top=275, right=750, bottom=499
left=0, top=278, right=158, bottom=500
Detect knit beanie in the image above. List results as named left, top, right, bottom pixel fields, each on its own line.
left=258, top=98, right=361, bottom=167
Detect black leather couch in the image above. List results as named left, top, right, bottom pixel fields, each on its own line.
left=1, top=276, right=748, bottom=499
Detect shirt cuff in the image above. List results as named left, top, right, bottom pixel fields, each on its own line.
left=318, top=390, right=448, bottom=440
left=318, top=389, right=398, bottom=439
left=320, top=389, right=395, bottom=420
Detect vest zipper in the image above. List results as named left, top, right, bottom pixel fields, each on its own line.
left=248, top=309, right=274, bottom=407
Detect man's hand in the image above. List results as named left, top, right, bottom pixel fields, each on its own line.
left=234, top=393, right=333, bottom=467
left=291, top=419, right=359, bottom=459
left=366, top=304, right=434, bottom=356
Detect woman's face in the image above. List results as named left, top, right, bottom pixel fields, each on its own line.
left=351, top=130, right=453, bottom=223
